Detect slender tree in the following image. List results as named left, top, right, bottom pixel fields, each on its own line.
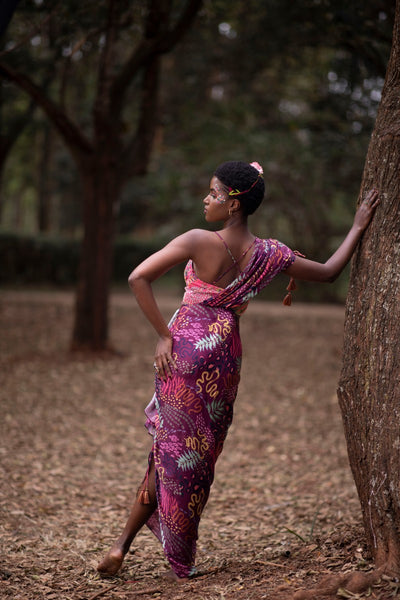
left=0, top=94, right=34, bottom=222
left=0, top=5, right=59, bottom=225
left=0, top=0, right=20, bottom=36
left=0, top=0, right=202, bottom=350
left=337, top=0, right=400, bottom=574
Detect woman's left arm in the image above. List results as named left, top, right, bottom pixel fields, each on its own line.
left=285, top=189, right=380, bottom=283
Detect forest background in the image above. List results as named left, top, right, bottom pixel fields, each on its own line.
left=0, top=1, right=395, bottom=304
left=1, top=4, right=399, bottom=598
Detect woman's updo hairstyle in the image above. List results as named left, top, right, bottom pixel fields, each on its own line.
left=214, top=160, right=265, bottom=216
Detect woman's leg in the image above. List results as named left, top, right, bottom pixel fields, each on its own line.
left=97, top=460, right=157, bottom=577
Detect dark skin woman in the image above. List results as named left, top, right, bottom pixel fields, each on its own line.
left=97, top=160, right=379, bottom=580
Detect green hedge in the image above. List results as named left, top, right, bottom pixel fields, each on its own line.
left=0, top=231, right=163, bottom=285
left=0, top=231, right=348, bottom=302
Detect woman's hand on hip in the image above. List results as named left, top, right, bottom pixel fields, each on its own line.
left=154, top=335, right=176, bottom=381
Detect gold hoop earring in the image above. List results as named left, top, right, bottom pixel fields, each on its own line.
left=228, top=208, right=233, bottom=217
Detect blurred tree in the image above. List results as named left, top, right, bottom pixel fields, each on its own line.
left=152, top=0, right=394, bottom=257
left=0, top=85, right=35, bottom=224
left=0, top=0, right=202, bottom=351
left=0, top=0, right=395, bottom=323
left=36, top=120, right=54, bottom=232
left=0, top=0, right=20, bottom=36
left=0, top=4, right=63, bottom=229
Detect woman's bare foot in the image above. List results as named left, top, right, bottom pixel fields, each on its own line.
left=161, top=569, right=188, bottom=583
left=97, top=547, right=124, bottom=577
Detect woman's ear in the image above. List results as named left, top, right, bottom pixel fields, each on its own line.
left=231, top=199, right=241, bottom=213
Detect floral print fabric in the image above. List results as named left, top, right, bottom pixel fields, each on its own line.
left=144, top=238, right=295, bottom=577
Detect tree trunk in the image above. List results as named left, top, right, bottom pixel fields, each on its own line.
left=71, top=158, right=120, bottom=351
left=0, top=0, right=20, bottom=36
left=0, top=0, right=203, bottom=351
left=337, top=0, right=400, bottom=572
left=37, top=123, right=53, bottom=232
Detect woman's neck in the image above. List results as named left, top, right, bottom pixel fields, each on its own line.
left=222, top=213, right=249, bottom=231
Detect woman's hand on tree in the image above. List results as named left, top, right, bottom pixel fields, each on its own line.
left=353, top=188, right=380, bottom=231
left=285, top=187, right=380, bottom=284
left=154, top=335, right=176, bottom=381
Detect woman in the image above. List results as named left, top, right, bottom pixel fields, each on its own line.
left=97, top=160, right=379, bottom=580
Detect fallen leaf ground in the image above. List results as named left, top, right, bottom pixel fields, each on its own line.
left=1, top=289, right=398, bottom=600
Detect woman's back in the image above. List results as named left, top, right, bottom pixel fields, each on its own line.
left=189, top=228, right=257, bottom=289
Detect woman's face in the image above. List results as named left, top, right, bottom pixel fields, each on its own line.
left=203, top=176, right=230, bottom=222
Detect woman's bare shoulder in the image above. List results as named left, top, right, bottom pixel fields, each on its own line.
left=177, top=228, right=217, bottom=246
left=185, top=228, right=216, bottom=238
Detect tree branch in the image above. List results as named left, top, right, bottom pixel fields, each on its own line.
left=110, top=0, right=202, bottom=115
left=119, top=55, right=160, bottom=179
left=94, top=0, right=119, bottom=128
left=0, top=61, right=93, bottom=160
left=158, top=0, right=203, bottom=53
left=0, top=4, right=60, bottom=58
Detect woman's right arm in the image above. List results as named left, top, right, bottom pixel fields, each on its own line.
left=128, top=230, right=199, bottom=378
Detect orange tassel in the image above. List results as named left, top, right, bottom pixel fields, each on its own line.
left=283, top=277, right=297, bottom=306
left=282, top=251, right=305, bottom=306
left=138, top=489, right=150, bottom=505
left=137, top=467, right=150, bottom=504
left=283, top=292, right=292, bottom=306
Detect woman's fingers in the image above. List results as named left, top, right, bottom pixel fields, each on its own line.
left=364, top=188, right=379, bottom=207
left=154, top=354, right=176, bottom=381
left=162, top=355, right=172, bottom=379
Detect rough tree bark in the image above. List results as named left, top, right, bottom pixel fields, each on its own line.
left=337, top=0, right=400, bottom=573
left=293, top=8, right=400, bottom=600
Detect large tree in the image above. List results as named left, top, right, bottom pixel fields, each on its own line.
left=293, top=5, right=400, bottom=599
left=0, top=0, right=202, bottom=350
left=337, top=0, right=400, bottom=574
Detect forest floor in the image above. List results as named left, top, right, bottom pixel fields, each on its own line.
left=1, top=289, right=399, bottom=600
